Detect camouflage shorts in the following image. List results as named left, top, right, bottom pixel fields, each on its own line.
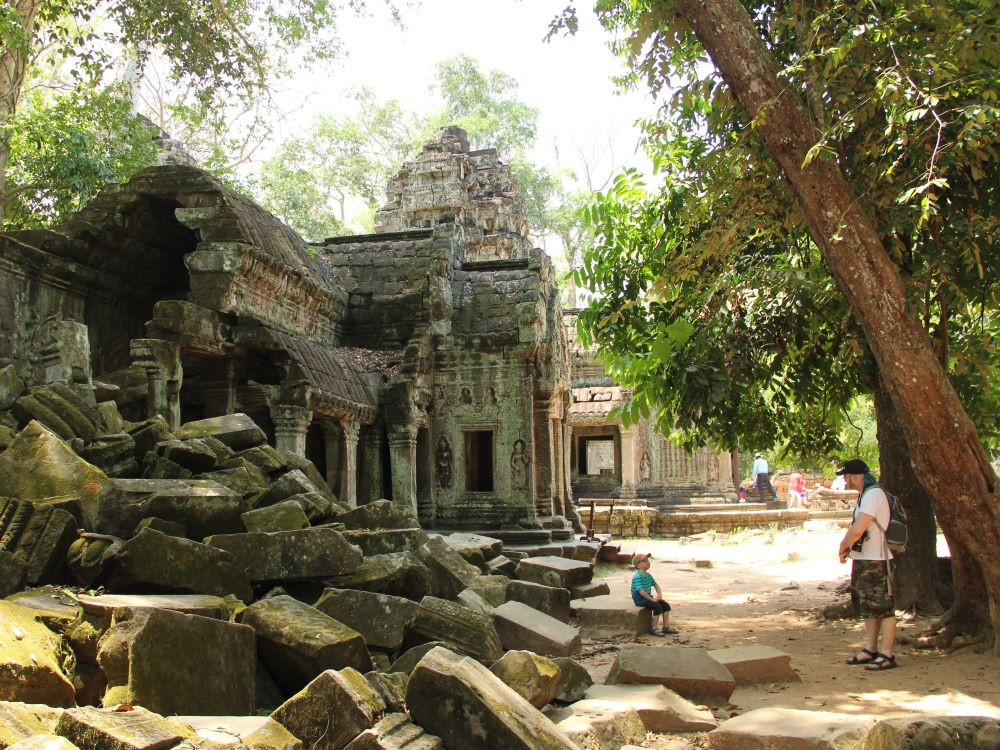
left=850, top=559, right=894, bottom=618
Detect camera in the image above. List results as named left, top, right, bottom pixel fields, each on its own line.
left=851, top=531, right=869, bottom=552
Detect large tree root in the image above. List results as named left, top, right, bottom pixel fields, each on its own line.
left=916, top=607, right=995, bottom=653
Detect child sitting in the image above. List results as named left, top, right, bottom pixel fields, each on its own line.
left=631, top=553, right=677, bottom=636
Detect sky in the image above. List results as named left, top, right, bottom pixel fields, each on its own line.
left=273, top=0, right=657, bottom=197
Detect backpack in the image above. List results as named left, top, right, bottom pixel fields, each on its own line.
left=872, top=488, right=908, bottom=555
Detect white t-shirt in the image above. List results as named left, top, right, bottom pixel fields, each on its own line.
left=831, top=475, right=847, bottom=491
left=850, top=486, right=892, bottom=560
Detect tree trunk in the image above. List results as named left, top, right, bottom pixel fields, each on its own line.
left=873, top=375, right=941, bottom=614
left=675, top=0, right=1000, bottom=652
left=0, top=0, right=43, bottom=224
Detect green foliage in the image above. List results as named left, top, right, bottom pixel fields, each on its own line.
left=3, top=86, right=157, bottom=229
left=570, top=0, right=999, bottom=457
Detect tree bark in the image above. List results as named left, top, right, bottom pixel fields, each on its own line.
left=0, top=0, right=43, bottom=223
left=674, top=0, right=1000, bottom=652
left=873, top=375, right=941, bottom=614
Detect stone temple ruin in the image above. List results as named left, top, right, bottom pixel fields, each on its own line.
left=0, top=125, right=731, bottom=541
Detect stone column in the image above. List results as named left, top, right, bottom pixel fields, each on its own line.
left=564, top=424, right=574, bottom=496
left=362, top=426, right=384, bottom=503
left=131, top=339, right=181, bottom=429
left=532, top=404, right=554, bottom=518
left=200, top=360, right=236, bottom=418
left=341, top=420, right=360, bottom=509
left=388, top=425, right=418, bottom=516
left=551, top=418, right=565, bottom=518
left=619, top=426, right=637, bottom=499
left=322, top=422, right=343, bottom=495
left=271, top=405, right=311, bottom=457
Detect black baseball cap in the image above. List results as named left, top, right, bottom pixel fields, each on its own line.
left=836, top=458, right=869, bottom=475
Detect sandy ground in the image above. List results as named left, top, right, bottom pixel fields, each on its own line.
left=576, top=521, right=1000, bottom=748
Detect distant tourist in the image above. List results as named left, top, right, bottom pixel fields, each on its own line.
left=631, top=553, right=677, bottom=636
left=830, top=459, right=847, bottom=491
left=752, top=452, right=778, bottom=502
left=788, top=470, right=806, bottom=508
left=837, top=458, right=897, bottom=671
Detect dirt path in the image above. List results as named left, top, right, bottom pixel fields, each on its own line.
left=577, top=521, right=1000, bottom=747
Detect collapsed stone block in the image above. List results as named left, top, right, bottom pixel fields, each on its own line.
left=172, top=715, right=302, bottom=750
left=864, top=715, right=1000, bottom=750
left=0, top=549, right=27, bottom=596
left=607, top=645, right=736, bottom=705
left=583, top=684, right=718, bottom=732
left=489, top=650, right=562, bottom=708
left=200, top=465, right=270, bottom=499
left=55, top=705, right=185, bottom=750
left=0, top=498, right=76, bottom=585
left=572, top=595, right=650, bottom=638
left=515, top=556, right=592, bottom=589
left=466, top=574, right=508, bottom=606
left=0, top=364, right=25, bottom=410
left=341, top=528, right=428, bottom=556
left=5, top=586, right=81, bottom=629
left=95, top=478, right=245, bottom=540
left=270, top=668, right=385, bottom=750
left=362, top=671, right=408, bottom=713
left=570, top=581, right=610, bottom=599
left=551, top=657, right=593, bottom=702
left=0, top=421, right=109, bottom=527
left=205, top=528, right=362, bottom=582
left=0, top=600, right=75, bottom=706
left=455, top=587, right=495, bottom=617
left=708, top=645, right=800, bottom=685
left=559, top=540, right=601, bottom=563
left=506, top=580, right=571, bottom=623
left=154, top=438, right=219, bottom=474
left=253, top=470, right=322, bottom=511
left=66, top=536, right=120, bottom=588
left=492, top=601, right=581, bottom=657
left=141, top=454, right=192, bottom=481
left=407, top=596, right=502, bottom=663
left=229, top=445, right=288, bottom=474
left=96, top=606, right=255, bottom=716
left=6, top=733, right=79, bottom=750
left=414, top=535, right=482, bottom=600
left=173, top=414, right=268, bottom=450
left=406, top=646, right=578, bottom=750
left=313, top=588, right=419, bottom=651
left=0, top=701, right=64, bottom=747
left=133, top=517, right=186, bottom=537
left=241, top=499, right=310, bottom=533
left=126, top=418, right=170, bottom=464
left=325, top=552, right=430, bottom=601
left=387, top=642, right=448, bottom=676
left=337, top=500, right=419, bottom=530
left=78, top=593, right=230, bottom=641
left=546, top=699, right=645, bottom=750
left=106, top=528, right=254, bottom=603
left=707, top=707, right=875, bottom=750
left=343, top=712, right=443, bottom=750
left=487, top=555, right=518, bottom=577
left=12, top=384, right=99, bottom=443
left=77, top=434, right=139, bottom=478
left=241, top=595, right=372, bottom=695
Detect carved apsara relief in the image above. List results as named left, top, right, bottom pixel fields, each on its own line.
left=510, top=438, right=530, bottom=491
left=436, top=435, right=453, bottom=489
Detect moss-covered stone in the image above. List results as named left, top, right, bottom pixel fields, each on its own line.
left=340, top=528, right=428, bottom=556
left=490, top=650, right=562, bottom=708
left=0, top=365, right=26, bottom=410
left=414, top=535, right=483, bottom=600
left=551, top=657, right=594, bottom=702
left=240, top=499, right=310, bottom=533
left=199, top=465, right=270, bottom=499
left=173, top=414, right=267, bottom=450
left=228, top=445, right=287, bottom=474
left=407, top=596, right=502, bottom=663
left=205, top=527, right=362, bottom=582
left=0, top=497, right=77, bottom=584
left=169, top=716, right=301, bottom=749
left=5, top=586, right=81, bottom=629
left=66, top=536, right=120, bottom=588
left=313, top=589, right=419, bottom=651
left=56, top=705, right=185, bottom=750
left=336, top=500, right=419, bottom=531
left=0, top=600, right=76, bottom=706
left=0, top=549, right=27, bottom=596
left=6, top=732, right=79, bottom=749
left=0, top=702, right=64, bottom=748
left=324, top=552, right=430, bottom=601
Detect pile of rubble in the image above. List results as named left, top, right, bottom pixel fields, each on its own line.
left=2, top=369, right=998, bottom=749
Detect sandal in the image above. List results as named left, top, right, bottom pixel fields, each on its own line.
left=661, top=626, right=679, bottom=635
left=648, top=628, right=666, bottom=637
left=864, top=654, right=898, bottom=671
left=845, top=648, right=879, bottom=665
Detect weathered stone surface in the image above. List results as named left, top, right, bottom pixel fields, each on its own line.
left=0, top=702, right=64, bottom=747
left=270, top=668, right=385, bottom=750
left=515, top=556, right=592, bottom=589
left=127, top=418, right=170, bottom=464
left=77, top=434, right=139, bottom=479
left=414, top=535, right=483, bottom=600
left=12, top=384, right=99, bottom=443
left=200, top=465, right=270, bottom=499
left=278, top=454, right=338, bottom=505
left=0, top=498, right=76, bottom=585
left=467, top=574, right=508, bottom=606
left=206, top=528, right=362, bottom=582
left=570, top=581, right=610, bottom=599
left=325, top=552, right=430, bottom=601
left=492, top=601, right=581, bottom=657
left=133, top=516, right=186, bottom=537
left=95, top=401, right=124, bottom=435
left=78, top=593, right=229, bottom=634
left=229, top=445, right=288, bottom=474
left=445, top=532, right=503, bottom=561
left=573, top=595, right=650, bottom=638
left=343, top=712, right=443, bottom=750
left=154, top=438, right=219, bottom=474
left=56, top=706, right=184, bottom=750
left=253, top=470, right=323, bottom=511
left=864, top=715, right=1000, bottom=750
left=362, top=672, right=408, bottom=713
left=0, top=601, right=75, bottom=706
left=241, top=500, right=310, bottom=533
left=286, top=492, right=340, bottom=520
left=487, top=555, right=518, bottom=577
left=66, top=536, right=120, bottom=588
left=407, top=596, right=502, bottom=662
left=707, top=708, right=875, bottom=750
left=583, top=684, right=718, bottom=732
left=387, top=642, right=448, bottom=676
left=172, top=716, right=303, bottom=750
left=5, top=586, right=81, bottom=628
left=489, top=650, right=561, bottom=708
left=406, top=647, right=577, bottom=750
left=95, top=478, right=245, bottom=540
left=97, top=607, right=255, bottom=715
left=313, top=589, right=419, bottom=651
left=708, top=646, right=800, bottom=685
left=0, top=549, right=27, bottom=596
left=546, top=699, right=645, bottom=750
left=341, top=528, right=428, bottom=556
left=506, top=580, right=571, bottom=623
left=141, top=454, right=192, bottom=481
left=552, top=657, right=593, bottom=702
left=0, top=421, right=109, bottom=527
left=6, top=734, right=79, bottom=750
left=0, top=365, right=25, bottom=410
left=241, top=595, right=372, bottom=694
left=455, top=587, right=495, bottom=617
left=107, top=528, right=254, bottom=603
left=174, top=414, right=268, bottom=450
left=560, top=541, right=601, bottom=563
left=607, top=645, right=736, bottom=705
left=337, top=500, right=419, bottom=530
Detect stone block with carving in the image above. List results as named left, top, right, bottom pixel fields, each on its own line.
left=607, top=645, right=736, bottom=705
left=313, top=588, right=420, bottom=652
left=241, top=595, right=372, bottom=695
left=492, top=601, right=581, bottom=658
left=343, top=712, right=443, bottom=750
left=205, top=528, right=362, bottom=582
left=406, top=596, right=503, bottom=663
left=12, top=383, right=100, bottom=443
left=0, top=497, right=76, bottom=585
left=406, top=647, right=578, bottom=750
left=97, top=606, right=255, bottom=715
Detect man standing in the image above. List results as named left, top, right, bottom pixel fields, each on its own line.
left=752, top=452, right=777, bottom=502
left=838, top=458, right=897, bottom=670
